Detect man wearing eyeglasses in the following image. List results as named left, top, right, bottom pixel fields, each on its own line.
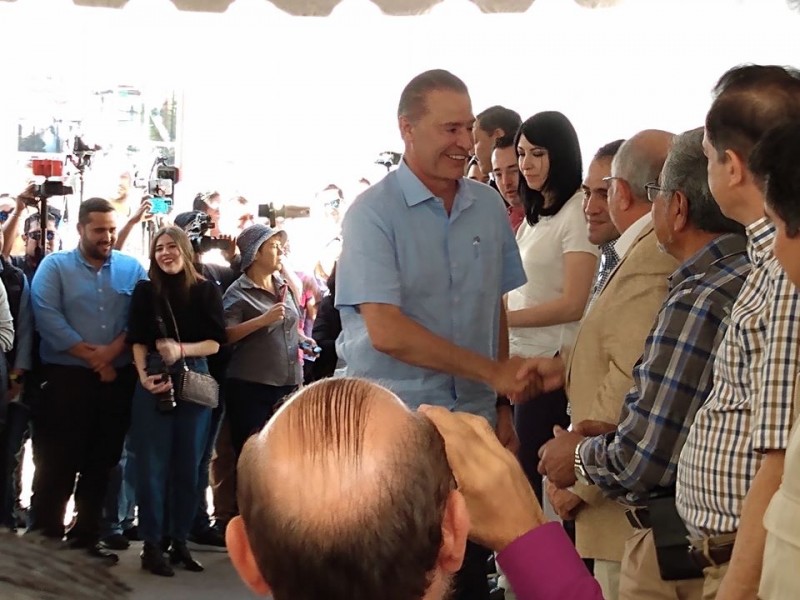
left=529, top=128, right=751, bottom=599
left=527, top=130, right=676, bottom=599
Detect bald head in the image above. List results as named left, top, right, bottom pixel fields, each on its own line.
left=612, top=130, right=675, bottom=204
left=235, top=379, right=455, bottom=600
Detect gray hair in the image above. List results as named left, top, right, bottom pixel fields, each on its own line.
left=612, top=131, right=673, bottom=204
left=661, top=127, right=744, bottom=235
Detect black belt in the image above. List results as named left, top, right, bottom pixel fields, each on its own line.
left=689, top=544, right=734, bottom=569
left=624, top=507, right=652, bottom=530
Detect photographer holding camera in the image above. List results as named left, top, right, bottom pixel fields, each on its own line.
left=126, top=226, right=226, bottom=577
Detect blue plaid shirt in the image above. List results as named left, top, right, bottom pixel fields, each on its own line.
left=579, top=233, right=751, bottom=503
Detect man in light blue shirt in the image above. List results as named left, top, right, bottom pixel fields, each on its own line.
left=337, top=70, right=526, bottom=425
left=28, top=198, right=145, bottom=564
left=335, top=70, right=526, bottom=600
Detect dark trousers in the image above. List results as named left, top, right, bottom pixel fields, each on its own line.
left=226, top=379, right=297, bottom=458
left=209, top=414, right=238, bottom=525
left=28, top=364, right=136, bottom=543
left=130, top=358, right=212, bottom=546
left=452, top=541, right=492, bottom=600
left=0, top=401, right=30, bottom=528
left=191, top=384, right=226, bottom=534
left=514, top=387, right=570, bottom=503
left=101, top=438, right=136, bottom=537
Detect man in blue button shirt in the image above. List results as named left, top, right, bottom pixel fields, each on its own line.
left=28, top=198, right=146, bottom=564
left=335, top=69, right=527, bottom=600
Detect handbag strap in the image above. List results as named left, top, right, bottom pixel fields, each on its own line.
left=161, top=295, right=189, bottom=372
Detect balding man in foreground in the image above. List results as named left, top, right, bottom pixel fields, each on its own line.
left=226, top=378, right=603, bottom=600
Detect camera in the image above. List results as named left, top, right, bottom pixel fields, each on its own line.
left=182, top=211, right=228, bottom=254
left=300, top=340, right=322, bottom=354
left=138, top=157, right=179, bottom=215
left=257, top=203, right=311, bottom=228
left=30, top=159, right=74, bottom=200
left=375, top=150, right=402, bottom=171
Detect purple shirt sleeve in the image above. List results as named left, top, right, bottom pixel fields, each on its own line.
left=496, top=522, right=604, bottom=600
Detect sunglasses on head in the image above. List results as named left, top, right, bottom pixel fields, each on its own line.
left=28, top=231, right=56, bottom=242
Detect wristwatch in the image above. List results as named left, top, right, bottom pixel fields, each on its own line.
left=574, top=439, right=593, bottom=486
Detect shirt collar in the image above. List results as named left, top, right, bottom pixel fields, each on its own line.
left=73, top=247, right=112, bottom=269
left=669, top=232, right=748, bottom=289
left=745, top=216, right=776, bottom=266
left=613, top=213, right=652, bottom=259
left=395, top=158, right=476, bottom=212
left=239, top=272, right=286, bottom=292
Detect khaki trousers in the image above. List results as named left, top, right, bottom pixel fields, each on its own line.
left=701, top=563, right=729, bottom=600
left=619, top=528, right=703, bottom=600
left=595, top=559, right=621, bottom=600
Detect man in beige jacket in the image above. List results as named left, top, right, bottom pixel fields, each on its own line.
left=522, top=130, right=677, bottom=600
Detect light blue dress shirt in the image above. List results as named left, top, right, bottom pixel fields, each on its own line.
left=31, top=248, right=147, bottom=368
left=335, top=160, right=526, bottom=423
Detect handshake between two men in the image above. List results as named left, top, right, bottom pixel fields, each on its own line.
left=495, top=354, right=568, bottom=403
left=499, top=355, right=617, bottom=523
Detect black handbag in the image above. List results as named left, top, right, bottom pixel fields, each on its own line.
left=647, top=491, right=704, bottom=581
left=159, top=297, right=219, bottom=409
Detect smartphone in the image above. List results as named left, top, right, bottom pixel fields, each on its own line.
left=150, top=197, right=172, bottom=215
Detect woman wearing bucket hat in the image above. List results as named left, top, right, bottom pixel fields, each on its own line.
left=222, top=224, right=318, bottom=456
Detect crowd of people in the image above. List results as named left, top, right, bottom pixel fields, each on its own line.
left=1, top=62, right=799, bottom=600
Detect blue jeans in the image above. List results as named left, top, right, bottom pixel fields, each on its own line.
left=130, top=356, right=211, bottom=545
left=226, top=379, right=297, bottom=458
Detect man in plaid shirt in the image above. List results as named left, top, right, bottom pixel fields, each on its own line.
left=535, top=127, right=750, bottom=600
left=676, top=66, right=800, bottom=599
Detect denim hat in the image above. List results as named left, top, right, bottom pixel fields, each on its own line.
left=236, top=223, right=287, bottom=271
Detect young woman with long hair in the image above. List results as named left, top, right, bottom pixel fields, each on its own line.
left=126, top=226, right=227, bottom=577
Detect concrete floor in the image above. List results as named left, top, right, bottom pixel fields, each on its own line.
left=117, top=543, right=257, bottom=600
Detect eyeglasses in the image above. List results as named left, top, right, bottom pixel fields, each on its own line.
left=645, top=182, right=672, bottom=203
left=28, top=230, right=56, bottom=242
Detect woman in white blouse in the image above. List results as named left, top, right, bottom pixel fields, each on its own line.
left=508, top=111, right=600, bottom=507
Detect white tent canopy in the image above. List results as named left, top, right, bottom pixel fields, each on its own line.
left=0, top=0, right=619, bottom=15
left=1, top=0, right=799, bottom=224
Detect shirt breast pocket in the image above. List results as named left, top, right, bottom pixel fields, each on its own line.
left=464, top=237, right=499, bottom=294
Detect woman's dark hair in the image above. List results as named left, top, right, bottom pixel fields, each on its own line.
left=148, top=226, right=202, bottom=298
left=514, top=111, right=582, bottom=225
